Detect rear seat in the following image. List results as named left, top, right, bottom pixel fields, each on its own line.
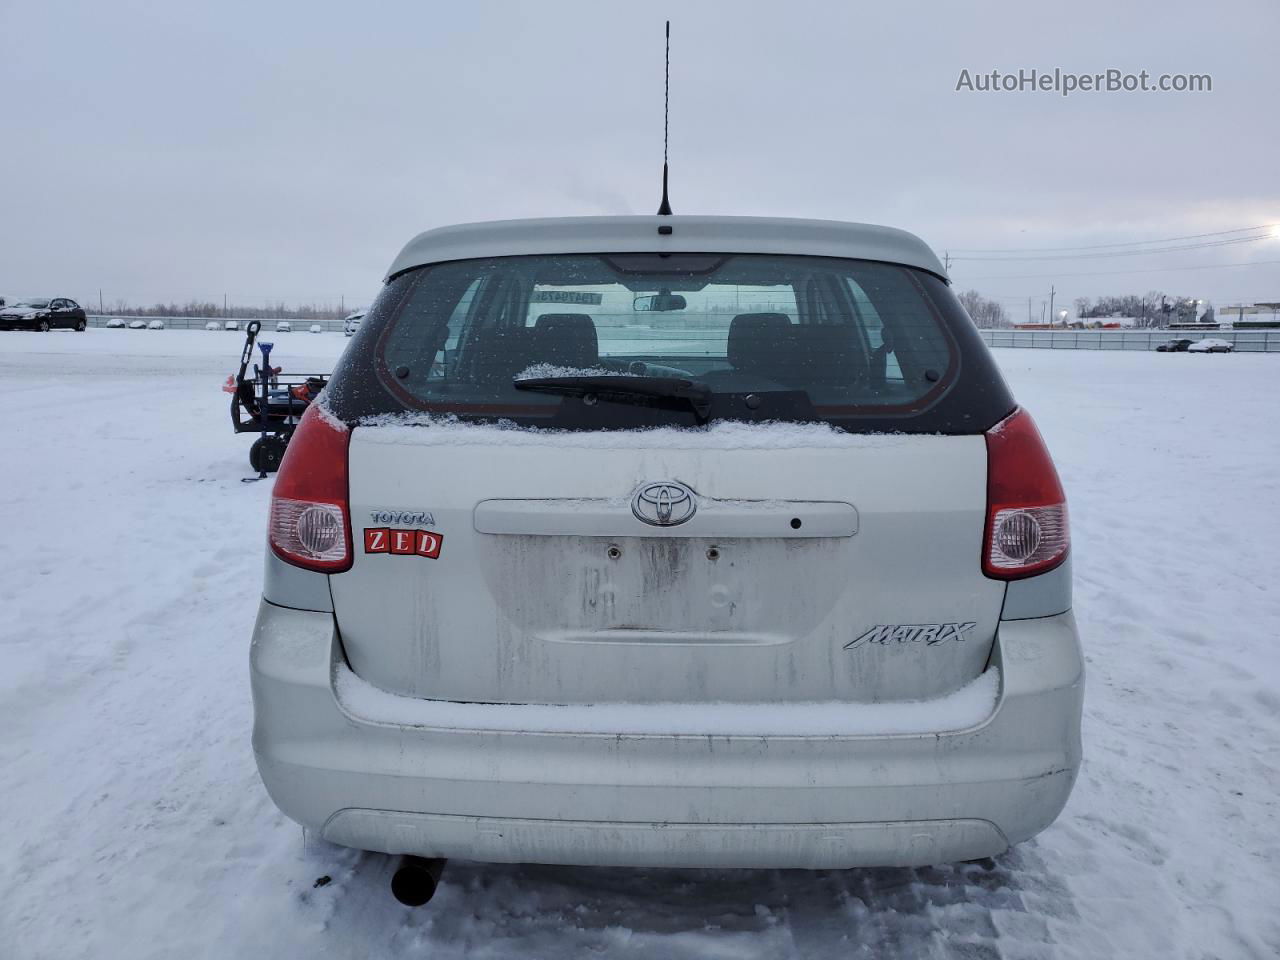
left=723, top=312, right=868, bottom=387
left=532, top=313, right=599, bottom=369
left=464, top=313, right=600, bottom=383
left=727, top=313, right=791, bottom=377
left=466, top=326, right=538, bottom=384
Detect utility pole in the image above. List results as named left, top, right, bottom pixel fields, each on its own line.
left=1048, top=285, right=1056, bottom=326
left=1027, top=297, right=1032, bottom=323
left=943, top=250, right=951, bottom=272
left=99, top=289, right=103, bottom=313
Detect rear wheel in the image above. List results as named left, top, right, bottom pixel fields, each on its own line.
left=75, top=319, right=86, bottom=332
left=249, top=436, right=289, bottom=473
left=37, top=320, right=50, bottom=332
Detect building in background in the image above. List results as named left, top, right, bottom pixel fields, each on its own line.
left=1219, top=303, right=1280, bottom=329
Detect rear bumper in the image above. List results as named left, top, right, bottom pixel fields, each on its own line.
left=251, top=601, right=1083, bottom=869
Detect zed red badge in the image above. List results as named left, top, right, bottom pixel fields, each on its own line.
left=364, top=527, right=443, bottom=559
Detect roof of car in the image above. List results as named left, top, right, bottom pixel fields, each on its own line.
left=385, top=216, right=948, bottom=281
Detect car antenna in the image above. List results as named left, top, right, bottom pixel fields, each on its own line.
left=656, top=20, right=673, bottom=216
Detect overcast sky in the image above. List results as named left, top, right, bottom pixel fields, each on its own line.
left=2, top=0, right=1277, bottom=316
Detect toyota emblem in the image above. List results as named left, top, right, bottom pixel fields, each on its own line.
left=632, top=481, right=697, bottom=527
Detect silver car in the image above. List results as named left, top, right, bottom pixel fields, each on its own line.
left=251, top=216, right=1082, bottom=901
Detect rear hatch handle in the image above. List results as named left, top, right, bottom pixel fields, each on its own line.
left=513, top=374, right=714, bottom=423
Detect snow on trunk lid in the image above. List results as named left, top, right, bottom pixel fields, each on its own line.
left=329, top=421, right=1004, bottom=706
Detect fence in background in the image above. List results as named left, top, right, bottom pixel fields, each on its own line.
left=87, top=315, right=349, bottom=333
left=82, top=316, right=1280, bottom=352
left=979, top=328, right=1280, bottom=352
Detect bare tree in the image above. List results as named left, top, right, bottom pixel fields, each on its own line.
left=91, top=298, right=352, bottom=320
left=957, top=290, right=1009, bottom=329
left=1077, top=290, right=1195, bottom=328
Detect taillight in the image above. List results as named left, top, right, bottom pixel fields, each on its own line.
left=269, top=405, right=353, bottom=572
left=983, top=407, right=1069, bottom=579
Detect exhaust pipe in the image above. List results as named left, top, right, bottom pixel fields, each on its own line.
left=390, top=856, right=447, bottom=906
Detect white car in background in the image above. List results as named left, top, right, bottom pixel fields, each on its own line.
left=225, top=321, right=240, bottom=332
left=147, top=320, right=165, bottom=330
left=106, top=318, right=127, bottom=329
left=343, top=309, right=366, bottom=336
left=251, top=216, right=1083, bottom=905
left=128, top=320, right=147, bottom=330
left=309, top=324, right=323, bottom=334
left=205, top=321, right=222, bottom=331
left=275, top=321, right=292, bottom=333
left=1188, top=337, right=1233, bottom=353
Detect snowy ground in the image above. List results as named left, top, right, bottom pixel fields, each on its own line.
left=2, top=330, right=1277, bottom=959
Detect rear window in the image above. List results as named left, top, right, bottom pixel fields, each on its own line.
left=325, top=253, right=1013, bottom=433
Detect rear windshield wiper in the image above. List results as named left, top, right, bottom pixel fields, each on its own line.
left=513, top=374, right=713, bottom=423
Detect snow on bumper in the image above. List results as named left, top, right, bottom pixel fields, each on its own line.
left=250, top=600, right=1082, bottom=869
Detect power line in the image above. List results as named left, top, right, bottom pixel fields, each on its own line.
left=981, top=291, right=1267, bottom=301
left=949, top=222, right=1278, bottom=254
left=955, top=256, right=1280, bottom=283
left=950, top=233, right=1273, bottom=262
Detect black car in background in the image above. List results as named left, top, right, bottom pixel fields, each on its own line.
left=1155, top=338, right=1193, bottom=352
left=0, top=298, right=88, bottom=331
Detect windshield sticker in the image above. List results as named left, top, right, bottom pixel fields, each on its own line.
left=529, top=290, right=603, bottom=305
left=844, top=622, right=977, bottom=650
left=364, top=527, right=444, bottom=559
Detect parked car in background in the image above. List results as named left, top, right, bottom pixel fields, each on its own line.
left=343, top=309, right=366, bottom=336
left=1155, top=338, right=1193, bottom=352
left=106, top=318, right=127, bottom=329
left=0, top=298, right=87, bottom=331
left=128, top=320, right=147, bottom=329
left=1189, top=338, right=1233, bottom=353
left=206, top=321, right=222, bottom=331
left=252, top=216, right=1083, bottom=900
left=276, top=321, right=292, bottom=333
left=225, top=321, right=240, bottom=331
left=309, top=324, right=323, bottom=334
left=148, top=320, right=165, bottom=330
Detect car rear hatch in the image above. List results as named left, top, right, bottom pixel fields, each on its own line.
left=330, top=429, right=1002, bottom=704
left=315, top=247, right=1018, bottom=706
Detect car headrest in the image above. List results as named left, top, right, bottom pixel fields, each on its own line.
left=466, top=325, right=538, bottom=383
left=727, top=312, right=792, bottom=372
left=790, top=325, right=865, bottom=385
left=533, top=313, right=599, bottom=369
